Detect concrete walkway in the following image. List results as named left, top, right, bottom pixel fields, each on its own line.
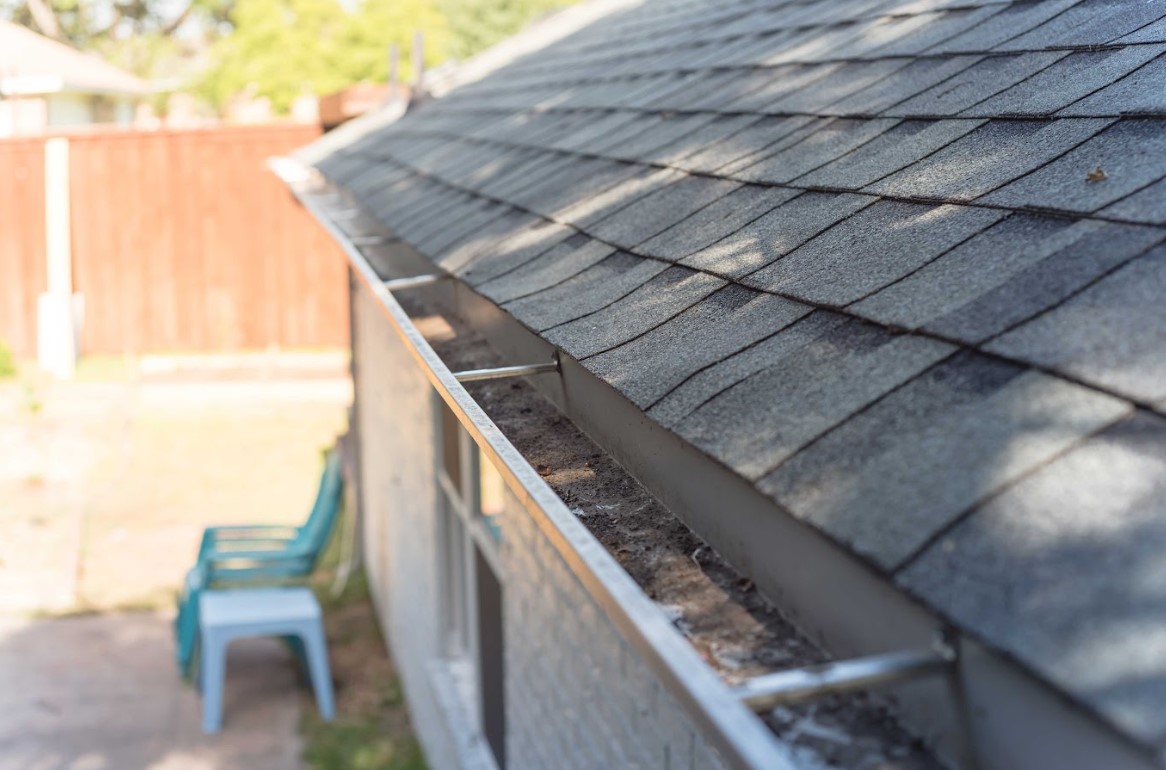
left=0, top=612, right=304, bottom=770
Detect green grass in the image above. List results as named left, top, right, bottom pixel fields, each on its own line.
left=0, top=341, right=15, bottom=379
left=302, top=720, right=428, bottom=770
left=299, top=511, right=429, bottom=770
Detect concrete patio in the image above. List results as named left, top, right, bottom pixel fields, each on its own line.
left=0, top=612, right=303, bottom=770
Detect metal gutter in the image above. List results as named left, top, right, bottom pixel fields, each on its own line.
left=276, top=161, right=801, bottom=770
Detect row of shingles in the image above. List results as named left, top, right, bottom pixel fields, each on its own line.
left=403, top=4, right=1166, bottom=403
left=442, top=0, right=1159, bottom=109
left=437, top=0, right=1166, bottom=123
left=396, top=9, right=1161, bottom=415
left=482, top=0, right=1007, bottom=95
left=432, top=0, right=986, bottom=111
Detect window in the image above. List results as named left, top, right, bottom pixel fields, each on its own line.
left=434, top=394, right=507, bottom=768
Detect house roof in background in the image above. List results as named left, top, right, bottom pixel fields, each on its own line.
left=311, top=0, right=1166, bottom=754
left=0, top=21, right=149, bottom=97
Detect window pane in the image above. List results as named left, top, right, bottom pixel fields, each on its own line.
left=476, top=546, right=505, bottom=768
left=478, top=452, right=505, bottom=544
left=440, top=399, right=462, bottom=491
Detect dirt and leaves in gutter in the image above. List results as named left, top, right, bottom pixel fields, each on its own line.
left=414, top=301, right=941, bottom=770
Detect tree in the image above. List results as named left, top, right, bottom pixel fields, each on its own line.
left=437, top=0, right=571, bottom=61
left=196, top=0, right=447, bottom=113
left=0, top=0, right=233, bottom=48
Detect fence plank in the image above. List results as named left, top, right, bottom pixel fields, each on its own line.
left=0, top=124, right=348, bottom=358
left=0, top=139, right=47, bottom=358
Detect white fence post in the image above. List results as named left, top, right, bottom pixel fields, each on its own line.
left=37, top=136, right=79, bottom=379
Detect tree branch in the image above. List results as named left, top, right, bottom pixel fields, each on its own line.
left=25, top=0, right=63, bottom=40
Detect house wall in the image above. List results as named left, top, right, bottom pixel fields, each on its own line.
left=45, top=94, right=93, bottom=128
left=352, top=284, right=732, bottom=770
left=0, top=97, right=48, bottom=137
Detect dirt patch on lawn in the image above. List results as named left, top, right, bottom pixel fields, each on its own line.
left=0, top=367, right=350, bottom=613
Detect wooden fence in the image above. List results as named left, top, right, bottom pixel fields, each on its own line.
left=0, top=124, right=349, bottom=358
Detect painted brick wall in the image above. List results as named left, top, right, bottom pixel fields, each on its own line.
left=353, top=285, right=730, bottom=770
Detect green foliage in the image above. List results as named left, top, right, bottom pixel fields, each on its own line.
left=0, top=340, right=15, bottom=379
left=303, top=721, right=427, bottom=770
left=438, top=0, right=572, bottom=60
left=3, top=0, right=578, bottom=115
left=197, top=0, right=449, bottom=113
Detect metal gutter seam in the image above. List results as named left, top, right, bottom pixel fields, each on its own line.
left=273, top=158, right=801, bottom=770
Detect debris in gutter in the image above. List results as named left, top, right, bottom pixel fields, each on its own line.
left=413, top=298, right=946, bottom=770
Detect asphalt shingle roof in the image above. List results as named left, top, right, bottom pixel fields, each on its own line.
left=310, top=0, right=1166, bottom=750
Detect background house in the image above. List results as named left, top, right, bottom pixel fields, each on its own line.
left=0, top=21, right=149, bottom=137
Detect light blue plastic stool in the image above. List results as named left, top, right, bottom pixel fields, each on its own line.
left=198, top=587, right=335, bottom=733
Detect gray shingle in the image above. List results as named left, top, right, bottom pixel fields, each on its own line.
left=587, top=286, right=811, bottom=408
left=544, top=267, right=727, bottom=359
left=552, top=164, right=685, bottom=227
left=983, top=119, right=1166, bottom=213
left=683, top=192, right=875, bottom=278
left=796, top=119, right=985, bottom=189
left=869, top=118, right=1113, bottom=201
left=758, top=60, right=911, bottom=115
left=585, top=175, right=740, bottom=249
left=968, top=47, right=1166, bottom=118
left=861, top=6, right=1004, bottom=57
left=761, top=20, right=884, bottom=66
left=459, top=220, right=577, bottom=288
left=675, top=316, right=954, bottom=479
left=898, top=412, right=1166, bottom=743
left=997, top=0, right=1166, bottom=50
left=826, top=56, right=982, bottom=116
left=646, top=114, right=763, bottom=167
left=1116, top=14, right=1166, bottom=43
left=764, top=355, right=1131, bottom=569
left=926, top=0, right=1079, bottom=53
left=584, top=111, right=668, bottom=154
left=889, top=52, right=1067, bottom=117
left=654, top=70, right=751, bottom=111
left=725, top=62, right=847, bottom=112
left=437, top=207, right=542, bottom=273
left=649, top=311, right=847, bottom=428
left=933, top=221, right=1163, bottom=344
left=474, top=234, right=615, bottom=302
left=987, top=245, right=1166, bottom=406
left=635, top=184, right=788, bottom=261
left=503, top=252, right=668, bottom=330
left=683, top=67, right=786, bottom=111
left=1058, top=52, right=1166, bottom=117
left=1101, top=177, right=1166, bottom=224
left=602, top=113, right=721, bottom=162
left=730, top=118, right=900, bottom=184
left=852, top=215, right=1113, bottom=334
left=549, top=110, right=644, bottom=153
left=831, top=11, right=946, bottom=58
left=476, top=151, right=570, bottom=200
left=680, top=116, right=819, bottom=175
left=743, top=201, right=1005, bottom=306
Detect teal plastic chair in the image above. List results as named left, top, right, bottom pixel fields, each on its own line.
left=175, top=449, right=343, bottom=677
